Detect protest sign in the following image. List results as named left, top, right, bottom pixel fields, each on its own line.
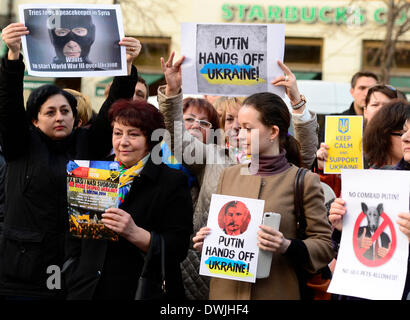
left=19, top=4, right=126, bottom=77
left=181, top=23, right=285, bottom=97
left=324, top=116, right=363, bottom=174
left=67, top=160, right=121, bottom=241
left=199, top=194, right=265, bottom=283
left=328, top=169, right=410, bottom=300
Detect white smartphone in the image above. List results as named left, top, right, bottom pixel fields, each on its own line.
left=256, top=212, right=281, bottom=279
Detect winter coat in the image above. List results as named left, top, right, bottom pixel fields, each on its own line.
left=64, top=155, right=193, bottom=300
left=0, top=55, right=138, bottom=298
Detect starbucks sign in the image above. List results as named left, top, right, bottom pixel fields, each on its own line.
left=221, top=4, right=408, bottom=26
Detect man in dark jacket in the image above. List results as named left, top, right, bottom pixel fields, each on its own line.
left=317, top=71, right=378, bottom=147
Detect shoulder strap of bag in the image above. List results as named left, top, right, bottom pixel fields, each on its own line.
left=294, top=167, right=307, bottom=239
left=160, top=235, right=167, bottom=294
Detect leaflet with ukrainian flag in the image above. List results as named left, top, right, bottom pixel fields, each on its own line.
left=324, top=116, right=364, bottom=174
left=199, top=194, right=264, bottom=283
left=67, top=160, right=121, bottom=241
left=181, top=23, right=285, bottom=97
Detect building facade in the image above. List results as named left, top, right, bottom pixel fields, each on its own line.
left=3, top=0, right=410, bottom=110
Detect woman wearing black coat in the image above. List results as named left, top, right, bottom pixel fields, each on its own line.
left=0, top=23, right=140, bottom=299
left=64, top=99, right=193, bottom=300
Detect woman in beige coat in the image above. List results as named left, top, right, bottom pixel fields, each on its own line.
left=193, top=92, right=334, bottom=300
left=158, top=53, right=325, bottom=300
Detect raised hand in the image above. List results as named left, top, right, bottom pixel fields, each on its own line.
left=160, top=51, right=185, bottom=96
left=119, top=37, right=141, bottom=75
left=1, top=23, right=29, bottom=60
left=271, top=60, right=301, bottom=107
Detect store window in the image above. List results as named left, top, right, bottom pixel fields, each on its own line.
left=133, top=37, right=171, bottom=73
left=363, top=40, right=410, bottom=73
left=363, top=40, right=410, bottom=94
left=284, top=37, right=323, bottom=80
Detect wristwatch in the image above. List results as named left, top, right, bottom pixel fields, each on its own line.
left=291, top=95, right=306, bottom=110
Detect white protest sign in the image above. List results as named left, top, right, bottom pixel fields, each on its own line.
left=19, top=4, right=127, bottom=77
left=199, top=194, right=265, bottom=283
left=328, top=169, right=410, bottom=300
left=181, top=23, right=285, bottom=97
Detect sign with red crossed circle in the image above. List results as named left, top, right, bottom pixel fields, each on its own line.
left=352, top=211, right=397, bottom=267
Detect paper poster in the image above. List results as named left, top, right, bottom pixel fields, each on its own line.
left=19, top=4, right=127, bottom=77
left=328, top=169, right=410, bottom=300
left=324, top=116, right=364, bottom=174
left=181, top=23, right=285, bottom=97
left=199, top=194, right=265, bottom=283
left=67, top=160, right=121, bottom=241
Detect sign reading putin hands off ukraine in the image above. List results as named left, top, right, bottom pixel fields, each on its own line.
left=324, top=116, right=364, bottom=174
left=181, top=23, right=285, bottom=97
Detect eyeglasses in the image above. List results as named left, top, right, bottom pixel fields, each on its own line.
left=183, top=116, right=212, bottom=129
left=391, top=132, right=404, bottom=137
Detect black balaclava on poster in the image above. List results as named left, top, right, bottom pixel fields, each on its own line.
left=48, top=14, right=95, bottom=64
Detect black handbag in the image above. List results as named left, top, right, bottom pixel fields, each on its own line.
left=294, top=167, right=332, bottom=300
left=135, top=233, right=167, bottom=300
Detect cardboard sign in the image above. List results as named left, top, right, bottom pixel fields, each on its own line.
left=199, top=194, right=265, bottom=283
left=328, top=169, right=410, bottom=300
left=324, top=116, right=364, bottom=174
left=181, top=23, right=285, bottom=97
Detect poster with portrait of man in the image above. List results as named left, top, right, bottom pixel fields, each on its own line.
left=199, top=194, right=265, bottom=283
left=18, top=4, right=127, bottom=77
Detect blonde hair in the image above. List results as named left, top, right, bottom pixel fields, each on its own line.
left=214, top=96, right=244, bottom=129
left=64, top=89, right=93, bottom=127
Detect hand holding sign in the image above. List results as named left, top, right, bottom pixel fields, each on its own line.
left=329, top=198, right=346, bottom=231
left=119, top=37, right=141, bottom=74
left=161, top=51, right=185, bottom=97
left=317, top=143, right=330, bottom=170
left=1, top=23, right=29, bottom=60
left=397, top=211, right=410, bottom=242
left=193, top=226, right=211, bottom=251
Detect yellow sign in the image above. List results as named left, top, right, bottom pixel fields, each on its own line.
left=324, top=116, right=363, bottom=174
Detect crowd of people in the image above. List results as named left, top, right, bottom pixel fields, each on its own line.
left=0, top=20, right=409, bottom=301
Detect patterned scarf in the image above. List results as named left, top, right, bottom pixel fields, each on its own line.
left=115, top=153, right=150, bottom=206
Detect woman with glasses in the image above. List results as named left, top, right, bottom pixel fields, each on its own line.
left=182, top=97, right=220, bottom=144
left=158, top=52, right=320, bottom=300
left=363, top=101, right=408, bottom=169
left=329, top=102, right=410, bottom=300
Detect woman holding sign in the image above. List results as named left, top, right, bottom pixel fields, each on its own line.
left=159, top=53, right=322, bottom=300
left=193, top=92, right=334, bottom=300
left=64, top=99, right=193, bottom=300
left=329, top=103, right=410, bottom=300
left=0, top=22, right=140, bottom=299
